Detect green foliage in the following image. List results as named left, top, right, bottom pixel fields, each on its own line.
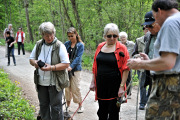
left=0, top=69, right=35, bottom=120
left=0, top=39, right=5, bottom=46
left=132, top=70, right=139, bottom=86
left=82, top=52, right=94, bottom=70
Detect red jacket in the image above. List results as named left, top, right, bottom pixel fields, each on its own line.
left=92, top=41, right=130, bottom=100
left=16, top=31, right=24, bottom=43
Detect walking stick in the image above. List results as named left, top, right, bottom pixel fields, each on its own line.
left=70, top=89, right=91, bottom=120
left=136, top=70, right=143, bottom=120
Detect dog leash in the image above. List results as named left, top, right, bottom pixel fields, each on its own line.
left=70, top=89, right=91, bottom=120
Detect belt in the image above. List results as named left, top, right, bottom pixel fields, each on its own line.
left=150, top=73, right=180, bottom=79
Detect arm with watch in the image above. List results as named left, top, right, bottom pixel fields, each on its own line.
left=118, top=69, right=129, bottom=97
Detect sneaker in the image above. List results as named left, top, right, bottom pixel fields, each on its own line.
left=77, top=106, right=84, bottom=113
left=7, top=63, right=10, bottom=66
left=127, top=95, right=131, bottom=99
left=139, top=105, right=145, bottom=110
left=14, top=63, right=16, bottom=66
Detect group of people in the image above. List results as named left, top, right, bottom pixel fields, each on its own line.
left=3, top=24, right=26, bottom=66
left=28, top=0, right=180, bottom=120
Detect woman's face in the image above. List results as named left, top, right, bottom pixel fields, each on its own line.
left=43, top=33, right=54, bottom=44
left=120, top=36, right=127, bottom=44
left=105, top=31, right=118, bottom=45
left=67, top=33, right=76, bottom=42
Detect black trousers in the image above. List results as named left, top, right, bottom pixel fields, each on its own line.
left=126, top=70, right=132, bottom=95
left=97, top=99, right=120, bottom=120
left=17, top=42, right=25, bottom=55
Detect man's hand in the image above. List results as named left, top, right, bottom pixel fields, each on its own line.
left=127, top=58, right=142, bottom=70
left=140, top=53, right=149, bottom=60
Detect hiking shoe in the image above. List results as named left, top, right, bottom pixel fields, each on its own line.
left=77, top=106, right=84, bottom=113
left=127, top=95, right=131, bottom=99
left=64, top=107, right=71, bottom=112
left=139, top=105, right=145, bottom=110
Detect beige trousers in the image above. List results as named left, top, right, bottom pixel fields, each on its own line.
left=65, top=71, right=82, bottom=103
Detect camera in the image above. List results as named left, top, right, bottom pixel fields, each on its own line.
left=37, top=60, right=46, bottom=68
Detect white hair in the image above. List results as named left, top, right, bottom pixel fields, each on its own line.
left=39, top=22, right=56, bottom=36
left=103, top=23, right=119, bottom=37
left=119, top=31, right=128, bottom=38
left=8, top=24, right=12, bottom=27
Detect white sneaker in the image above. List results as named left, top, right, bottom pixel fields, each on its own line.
left=77, top=106, right=84, bottom=113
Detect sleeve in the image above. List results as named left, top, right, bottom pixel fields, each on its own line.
left=70, top=43, right=84, bottom=69
left=23, top=33, right=25, bottom=38
left=59, top=44, right=70, bottom=63
left=29, top=45, right=37, bottom=60
left=158, top=23, right=180, bottom=55
left=122, top=46, right=130, bottom=71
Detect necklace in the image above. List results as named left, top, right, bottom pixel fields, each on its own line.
left=106, top=44, right=115, bottom=48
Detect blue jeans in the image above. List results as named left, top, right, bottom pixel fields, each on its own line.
left=8, top=47, right=16, bottom=64
left=38, top=85, right=64, bottom=120
left=137, top=71, right=148, bottom=106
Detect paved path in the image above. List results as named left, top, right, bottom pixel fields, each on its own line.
left=0, top=46, right=145, bottom=120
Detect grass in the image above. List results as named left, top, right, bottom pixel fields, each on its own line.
left=0, top=69, right=36, bottom=120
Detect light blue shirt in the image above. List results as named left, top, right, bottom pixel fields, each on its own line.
left=152, top=12, right=180, bottom=75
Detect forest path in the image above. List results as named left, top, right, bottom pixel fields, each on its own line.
left=0, top=45, right=145, bottom=120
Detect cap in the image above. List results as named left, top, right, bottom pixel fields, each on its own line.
left=142, top=11, right=155, bottom=25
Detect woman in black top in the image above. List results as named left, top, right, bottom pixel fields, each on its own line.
left=90, top=23, right=130, bottom=120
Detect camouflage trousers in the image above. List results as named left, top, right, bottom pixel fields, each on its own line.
left=145, top=74, right=180, bottom=120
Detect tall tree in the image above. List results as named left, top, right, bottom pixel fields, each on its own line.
left=70, top=0, right=83, bottom=40
left=62, top=0, right=74, bottom=27
left=24, top=0, right=34, bottom=42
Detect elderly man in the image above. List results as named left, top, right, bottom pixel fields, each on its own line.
left=133, top=11, right=161, bottom=110
left=127, top=0, right=180, bottom=119
left=3, top=24, right=14, bottom=57
left=119, top=31, right=135, bottom=99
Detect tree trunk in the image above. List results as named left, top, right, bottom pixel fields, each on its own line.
left=58, top=0, right=65, bottom=41
left=9, top=0, right=11, bottom=23
left=70, top=0, right=84, bottom=40
left=61, top=0, right=74, bottom=27
left=24, top=0, right=34, bottom=42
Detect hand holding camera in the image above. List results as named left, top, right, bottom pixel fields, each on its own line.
left=37, top=60, right=46, bottom=68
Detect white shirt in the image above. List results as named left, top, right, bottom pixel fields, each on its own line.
left=16, top=32, right=25, bottom=42
left=29, top=43, right=70, bottom=86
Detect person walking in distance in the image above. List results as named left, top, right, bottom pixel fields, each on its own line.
left=6, top=31, right=16, bottom=66
left=3, top=24, right=14, bottom=57
left=16, top=27, right=25, bottom=55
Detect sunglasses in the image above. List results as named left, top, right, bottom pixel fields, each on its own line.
left=146, top=23, right=156, bottom=29
left=107, top=34, right=118, bottom=38
left=68, top=35, right=74, bottom=38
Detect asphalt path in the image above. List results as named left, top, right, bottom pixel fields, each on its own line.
left=0, top=45, right=145, bottom=120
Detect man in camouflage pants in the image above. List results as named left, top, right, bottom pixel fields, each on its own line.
left=127, top=0, right=180, bottom=119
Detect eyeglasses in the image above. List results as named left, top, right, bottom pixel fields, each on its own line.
left=146, top=23, right=156, bottom=29
left=68, top=35, right=74, bottom=38
left=107, top=34, right=118, bottom=38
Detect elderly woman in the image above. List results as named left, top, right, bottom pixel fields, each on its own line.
left=64, top=27, right=84, bottom=113
left=119, top=31, right=135, bottom=99
left=90, top=23, right=129, bottom=120
left=29, top=22, right=70, bottom=120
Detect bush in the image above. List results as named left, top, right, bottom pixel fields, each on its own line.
left=0, top=69, right=35, bottom=120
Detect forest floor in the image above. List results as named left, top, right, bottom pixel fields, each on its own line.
left=0, top=45, right=146, bottom=120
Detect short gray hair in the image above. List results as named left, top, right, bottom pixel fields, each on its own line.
left=103, top=23, right=119, bottom=37
left=39, top=22, right=56, bottom=36
left=8, top=24, right=12, bottom=27
left=119, top=31, right=128, bottom=38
